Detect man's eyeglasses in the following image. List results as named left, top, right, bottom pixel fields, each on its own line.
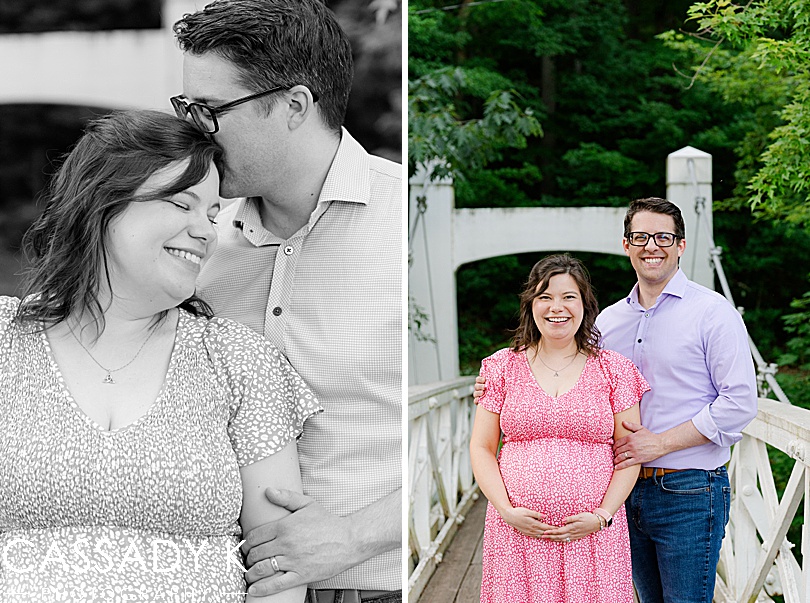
left=625, top=232, right=680, bottom=247
left=171, top=86, right=318, bottom=134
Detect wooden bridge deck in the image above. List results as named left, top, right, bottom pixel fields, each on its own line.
left=416, top=494, right=487, bottom=603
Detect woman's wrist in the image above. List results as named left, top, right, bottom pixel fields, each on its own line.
left=593, top=507, right=613, bottom=529
left=494, top=502, right=515, bottom=517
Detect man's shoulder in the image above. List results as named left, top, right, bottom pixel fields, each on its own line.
left=368, top=153, right=402, bottom=182
left=682, top=278, right=736, bottom=312
left=598, top=295, right=631, bottom=320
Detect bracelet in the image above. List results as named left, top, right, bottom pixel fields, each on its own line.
left=591, top=512, right=606, bottom=531
left=593, top=507, right=613, bottom=528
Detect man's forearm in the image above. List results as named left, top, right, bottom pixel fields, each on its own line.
left=659, top=420, right=711, bottom=456
left=347, top=488, right=401, bottom=562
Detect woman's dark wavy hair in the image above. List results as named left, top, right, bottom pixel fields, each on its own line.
left=511, top=254, right=601, bottom=357
left=16, top=110, right=223, bottom=332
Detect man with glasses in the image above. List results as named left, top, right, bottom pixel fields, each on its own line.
left=473, top=197, right=756, bottom=601
left=596, top=197, right=757, bottom=602
left=171, top=1, right=401, bottom=602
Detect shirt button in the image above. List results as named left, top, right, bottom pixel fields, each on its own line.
left=284, top=245, right=294, bottom=255
left=637, top=339, right=642, bottom=343
left=272, top=306, right=282, bottom=316
left=645, top=313, right=650, bottom=317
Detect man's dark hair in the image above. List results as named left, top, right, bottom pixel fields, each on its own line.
left=623, top=197, right=686, bottom=240
left=173, top=0, right=353, bottom=135
left=18, top=110, right=221, bottom=333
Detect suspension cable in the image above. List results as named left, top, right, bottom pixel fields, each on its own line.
left=408, top=173, right=443, bottom=380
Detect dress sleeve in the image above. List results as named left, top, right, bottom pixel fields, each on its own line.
left=476, top=348, right=510, bottom=415
left=206, top=318, right=323, bottom=467
left=600, top=349, right=650, bottom=414
left=0, top=296, right=20, bottom=338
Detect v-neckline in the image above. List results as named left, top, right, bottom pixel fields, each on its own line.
left=40, top=312, right=184, bottom=434
left=523, top=350, right=590, bottom=399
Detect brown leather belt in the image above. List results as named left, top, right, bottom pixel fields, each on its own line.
left=306, top=589, right=400, bottom=603
left=638, top=467, right=687, bottom=479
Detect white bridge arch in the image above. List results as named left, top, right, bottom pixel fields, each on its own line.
left=408, top=146, right=714, bottom=385
left=0, top=0, right=198, bottom=111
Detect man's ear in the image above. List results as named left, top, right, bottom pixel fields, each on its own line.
left=287, top=85, right=317, bottom=130
left=677, top=237, right=686, bottom=258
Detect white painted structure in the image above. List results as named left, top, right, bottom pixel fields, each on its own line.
left=408, top=381, right=810, bottom=603
left=408, top=377, right=477, bottom=601
left=0, top=0, right=200, bottom=111
left=408, top=147, right=714, bottom=385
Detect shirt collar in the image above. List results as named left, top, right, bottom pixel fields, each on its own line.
left=627, top=268, right=688, bottom=307
left=231, top=127, right=369, bottom=239
left=317, top=127, right=371, bottom=207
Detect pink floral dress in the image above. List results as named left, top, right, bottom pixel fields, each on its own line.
left=476, top=348, right=649, bottom=603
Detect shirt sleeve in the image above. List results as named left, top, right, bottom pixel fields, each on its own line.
left=691, top=300, right=758, bottom=447
left=600, top=349, right=650, bottom=414
left=476, top=348, right=510, bottom=415
left=206, top=318, right=323, bottom=467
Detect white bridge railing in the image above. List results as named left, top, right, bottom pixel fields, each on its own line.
left=408, top=376, right=477, bottom=602
left=408, top=382, right=810, bottom=603
left=717, top=398, right=810, bottom=602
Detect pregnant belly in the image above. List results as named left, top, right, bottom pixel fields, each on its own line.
left=499, top=438, right=614, bottom=526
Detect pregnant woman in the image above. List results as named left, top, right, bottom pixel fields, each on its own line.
left=0, top=110, right=320, bottom=602
left=470, top=254, right=648, bottom=603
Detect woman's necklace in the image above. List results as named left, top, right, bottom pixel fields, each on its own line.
left=68, top=325, right=157, bottom=384
left=535, top=350, right=579, bottom=377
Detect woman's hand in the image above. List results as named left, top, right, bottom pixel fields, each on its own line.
left=499, top=506, right=555, bottom=538
left=540, top=512, right=602, bottom=543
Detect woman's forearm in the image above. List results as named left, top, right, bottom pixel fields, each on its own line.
left=470, top=445, right=513, bottom=515
left=597, top=464, right=640, bottom=517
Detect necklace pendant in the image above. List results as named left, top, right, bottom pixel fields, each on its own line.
left=553, top=371, right=559, bottom=377
left=103, top=374, right=115, bottom=385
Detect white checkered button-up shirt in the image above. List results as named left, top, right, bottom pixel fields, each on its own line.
left=197, top=129, right=402, bottom=590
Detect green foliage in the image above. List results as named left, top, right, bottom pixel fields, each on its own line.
left=685, top=0, right=810, bottom=228
left=679, top=0, right=810, bottom=368
left=407, top=66, right=542, bottom=181
left=455, top=163, right=542, bottom=208
left=779, top=292, right=810, bottom=370
left=411, top=0, right=810, bottom=371
left=558, top=143, right=658, bottom=204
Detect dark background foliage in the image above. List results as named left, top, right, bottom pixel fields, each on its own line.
left=409, top=0, right=810, bottom=376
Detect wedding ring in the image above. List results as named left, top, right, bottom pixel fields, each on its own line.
left=565, top=537, right=571, bottom=543
left=624, top=452, right=630, bottom=459
left=269, top=556, right=280, bottom=573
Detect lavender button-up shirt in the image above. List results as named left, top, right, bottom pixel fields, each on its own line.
left=596, top=269, right=758, bottom=470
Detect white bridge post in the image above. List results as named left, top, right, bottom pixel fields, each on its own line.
left=408, top=167, right=460, bottom=385
left=666, top=146, right=714, bottom=289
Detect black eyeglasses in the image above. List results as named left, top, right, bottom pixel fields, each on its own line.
left=626, top=232, right=680, bottom=247
left=171, top=86, right=318, bottom=134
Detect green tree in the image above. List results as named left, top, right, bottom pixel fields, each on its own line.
left=410, top=0, right=810, bottom=374
left=680, top=0, right=810, bottom=375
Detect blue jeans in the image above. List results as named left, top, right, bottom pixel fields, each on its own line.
left=628, top=467, right=731, bottom=603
